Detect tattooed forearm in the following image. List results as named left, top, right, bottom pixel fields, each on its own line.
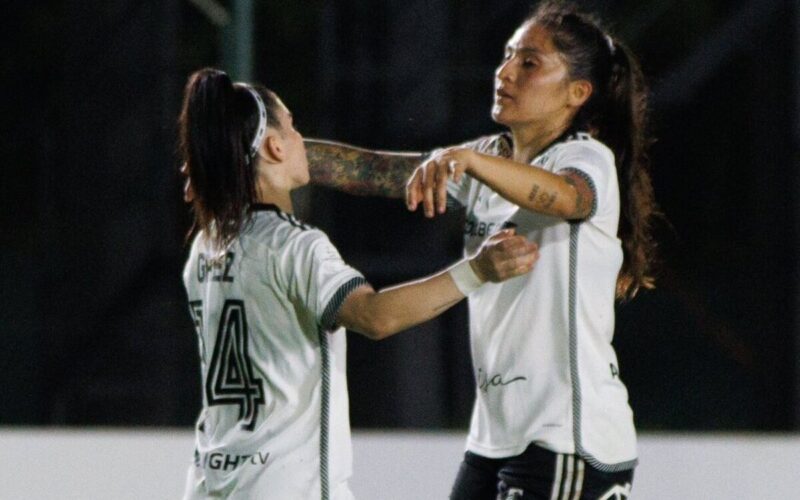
left=305, top=139, right=425, bottom=198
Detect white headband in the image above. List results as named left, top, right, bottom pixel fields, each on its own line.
left=243, top=85, right=268, bottom=160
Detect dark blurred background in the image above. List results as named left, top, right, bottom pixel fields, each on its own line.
left=2, top=0, right=798, bottom=431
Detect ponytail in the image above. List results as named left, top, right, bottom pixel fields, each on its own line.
left=178, top=68, right=280, bottom=249
left=601, top=42, right=658, bottom=299
left=528, top=2, right=660, bottom=300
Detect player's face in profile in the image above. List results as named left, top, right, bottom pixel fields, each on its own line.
left=492, top=22, right=575, bottom=128
left=274, top=97, right=310, bottom=187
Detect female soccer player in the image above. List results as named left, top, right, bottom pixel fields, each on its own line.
left=306, top=3, right=658, bottom=498
left=177, top=68, right=539, bottom=500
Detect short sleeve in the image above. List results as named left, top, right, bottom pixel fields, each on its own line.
left=552, top=140, right=615, bottom=218
left=286, top=229, right=367, bottom=331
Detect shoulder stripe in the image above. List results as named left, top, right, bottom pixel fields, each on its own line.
left=320, top=277, right=368, bottom=331
left=275, top=210, right=311, bottom=231
left=318, top=276, right=367, bottom=500
left=569, top=224, right=638, bottom=473
left=318, top=327, right=330, bottom=500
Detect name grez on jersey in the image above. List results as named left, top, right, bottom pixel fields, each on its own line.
left=197, top=252, right=236, bottom=283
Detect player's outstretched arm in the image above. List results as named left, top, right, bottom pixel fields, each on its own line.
left=336, top=230, right=538, bottom=340
left=305, top=139, right=426, bottom=198
left=407, top=147, right=594, bottom=220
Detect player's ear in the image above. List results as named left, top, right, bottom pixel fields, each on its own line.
left=263, top=135, right=285, bottom=162
left=568, top=79, right=592, bottom=107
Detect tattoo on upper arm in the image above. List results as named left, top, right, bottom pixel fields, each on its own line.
left=539, top=191, right=557, bottom=209
left=306, top=142, right=424, bottom=198
left=527, top=184, right=539, bottom=202
left=528, top=183, right=557, bottom=210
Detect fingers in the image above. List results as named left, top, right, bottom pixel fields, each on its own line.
left=420, top=158, right=449, bottom=217
left=411, top=149, right=468, bottom=217
left=513, top=244, right=540, bottom=273
left=492, top=234, right=533, bottom=256
left=435, top=162, right=449, bottom=214
left=495, top=240, right=539, bottom=268
left=422, top=162, right=436, bottom=217
left=405, top=168, right=423, bottom=211
left=492, top=250, right=538, bottom=279
left=478, top=235, right=539, bottom=282
left=486, top=228, right=516, bottom=242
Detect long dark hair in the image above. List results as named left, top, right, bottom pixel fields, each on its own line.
left=178, top=68, right=281, bottom=249
left=528, top=1, right=659, bottom=300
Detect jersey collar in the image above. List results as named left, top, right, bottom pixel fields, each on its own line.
left=500, top=127, right=584, bottom=161
left=250, top=203, right=282, bottom=213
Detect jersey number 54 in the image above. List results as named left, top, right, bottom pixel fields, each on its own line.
left=189, top=299, right=266, bottom=431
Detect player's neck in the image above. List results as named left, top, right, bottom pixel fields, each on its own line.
left=510, top=115, right=572, bottom=163
left=256, top=184, right=294, bottom=214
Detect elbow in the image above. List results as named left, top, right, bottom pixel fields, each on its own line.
left=538, top=191, right=587, bottom=220
left=552, top=203, right=578, bottom=220
left=342, top=292, right=403, bottom=340
left=341, top=307, right=392, bottom=340
left=551, top=187, right=577, bottom=219
left=556, top=179, right=592, bottom=220
left=361, top=316, right=399, bottom=341
left=523, top=200, right=573, bottom=219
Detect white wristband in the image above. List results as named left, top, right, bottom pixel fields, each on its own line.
left=448, top=259, right=485, bottom=296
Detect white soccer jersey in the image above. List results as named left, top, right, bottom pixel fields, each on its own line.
left=182, top=204, right=366, bottom=500
left=448, top=132, right=637, bottom=472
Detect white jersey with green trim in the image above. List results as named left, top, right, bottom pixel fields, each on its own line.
left=182, top=204, right=365, bottom=500
left=448, top=132, right=637, bottom=471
